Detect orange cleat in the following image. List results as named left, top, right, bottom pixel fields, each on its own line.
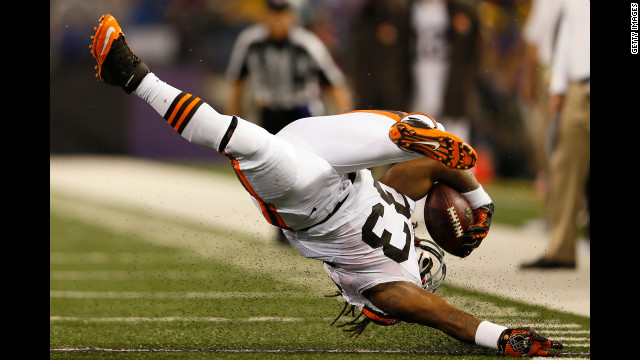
left=389, top=117, right=477, bottom=170
left=89, top=14, right=149, bottom=93
left=90, top=14, right=122, bottom=79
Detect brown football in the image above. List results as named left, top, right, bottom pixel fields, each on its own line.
left=424, top=182, right=475, bottom=258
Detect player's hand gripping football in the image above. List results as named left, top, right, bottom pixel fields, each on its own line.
left=460, top=203, right=494, bottom=257
left=499, top=328, right=564, bottom=357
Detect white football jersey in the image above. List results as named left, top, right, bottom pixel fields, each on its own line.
left=284, top=169, right=422, bottom=314
left=176, top=104, right=430, bottom=314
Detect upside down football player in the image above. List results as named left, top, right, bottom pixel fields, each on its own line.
left=89, top=14, right=564, bottom=357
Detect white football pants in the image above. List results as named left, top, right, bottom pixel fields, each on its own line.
left=134, top=73, right=428, bottom=230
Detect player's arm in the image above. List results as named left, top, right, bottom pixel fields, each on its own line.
left=364, top=281, right=482, bottom=344
left=364, top=281, right=564, bottom=357
left=378, top=157, right=494, bottom=257
left=377, top=157, right=479, bottom=201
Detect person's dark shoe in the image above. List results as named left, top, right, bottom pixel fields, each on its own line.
left=520, top=257, right=576, bottom=270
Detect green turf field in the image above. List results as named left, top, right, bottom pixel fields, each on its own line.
left=50, top=185, right=590, bottom=359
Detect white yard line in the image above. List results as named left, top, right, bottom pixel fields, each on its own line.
left=551, top=337, right=591, bottom=342
left=50, top=316, right=330, bottom=322
left=49, top=290, right=315, bottom=299
left=50, top=270, right=220, bottom=280
left=542, top=330, right=590, bottom=335
left=49, top=347, right=590, bottom=358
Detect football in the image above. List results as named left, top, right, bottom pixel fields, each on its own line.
left=423, top=182, right=475, bottom=258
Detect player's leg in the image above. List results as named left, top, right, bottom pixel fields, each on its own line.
left=91, top=16, right=263, bottom=157
left=134, top=73, right=350, bottom=229
left=276, top=111, right=477, bottom=175
left=276, top=111, right=421, bottom=174
left=90, top=14, right=346, bottom=230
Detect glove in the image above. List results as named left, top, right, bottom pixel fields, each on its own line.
left=499, top=328, right=564, bottom=357
left=460, top=203, right=494, bottom=257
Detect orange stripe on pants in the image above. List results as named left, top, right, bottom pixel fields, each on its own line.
left=223, top=152, right=290, bottom=230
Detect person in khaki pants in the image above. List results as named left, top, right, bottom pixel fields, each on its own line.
left=521, top=0, right=589, bottom=269
left=529, top=81, right=589, bottom=269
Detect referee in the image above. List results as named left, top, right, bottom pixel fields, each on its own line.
left=225, top=0, right=353, bottom=135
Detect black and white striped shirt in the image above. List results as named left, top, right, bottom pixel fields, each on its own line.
left=226, top=24, right=346, bottom=112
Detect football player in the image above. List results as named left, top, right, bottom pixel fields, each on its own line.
left=89, top=14, right=564, bottom=357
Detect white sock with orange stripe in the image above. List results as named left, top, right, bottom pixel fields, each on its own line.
left=134, top=72, right=181, bottom=116
left=133, top=72, right=234, bottom=152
